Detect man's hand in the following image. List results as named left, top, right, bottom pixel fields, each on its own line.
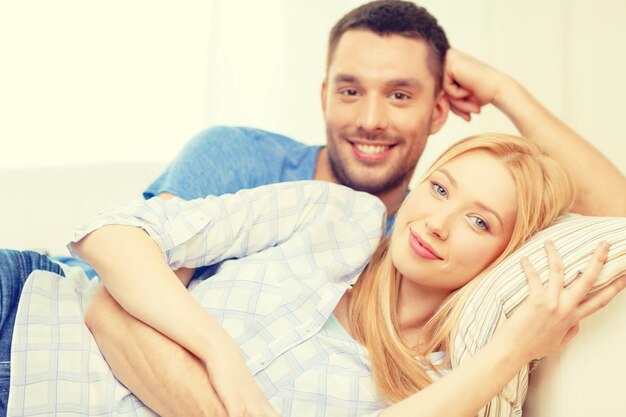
left=442, top=48, right=626, bottom=215
left=85, top=284, right=229, bottom=417
left=443, top=48, right=509, bottom=121
left=87, top=283, right=281, bottom=417
left=206, top=351, right=282, bottom=417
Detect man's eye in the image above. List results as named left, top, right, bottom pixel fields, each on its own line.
left=391, top=92, right=410, bottom=100
left=431, top=182, right=447, bottom=197
left=340, top=88, right=359, bottom=96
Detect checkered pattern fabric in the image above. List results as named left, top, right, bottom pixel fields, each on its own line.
left=9, top=181, right=410, bottom=416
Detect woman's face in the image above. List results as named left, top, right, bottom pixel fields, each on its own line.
left=390, top=149, right=518, bottom=293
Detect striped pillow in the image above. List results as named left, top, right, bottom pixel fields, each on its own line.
left=451, top=215, right=626, bottom=417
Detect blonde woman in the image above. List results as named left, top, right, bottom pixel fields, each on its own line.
left=19, top=134, right=617, bottom=417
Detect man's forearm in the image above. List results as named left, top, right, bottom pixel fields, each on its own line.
left=494, top=77, right=626, bottom=216
left=85, top=284, right=226, bottom=417
left=445, top=49, right=626, bottom=217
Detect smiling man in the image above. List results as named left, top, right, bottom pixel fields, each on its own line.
left=315, top=11, right=448, bottom=216
left=144, top=0, right=450, bottom=230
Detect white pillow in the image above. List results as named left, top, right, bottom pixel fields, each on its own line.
left=451, top=215, right=626, bottom=417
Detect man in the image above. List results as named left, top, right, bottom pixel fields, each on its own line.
left=1, top=0, right=624, bottom=415
left=144, top=0, right=449, bottom=229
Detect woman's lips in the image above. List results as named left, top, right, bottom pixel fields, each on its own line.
left=408, top=232, right=442, bottom=260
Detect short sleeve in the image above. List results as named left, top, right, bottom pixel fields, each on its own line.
left=143, top=126, right=319, bottom=199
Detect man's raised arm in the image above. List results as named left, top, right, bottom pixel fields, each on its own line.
left=444, top=48, right=626, bottom=216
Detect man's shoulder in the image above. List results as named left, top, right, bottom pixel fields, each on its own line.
left=190, top=125, right=317, bottom=152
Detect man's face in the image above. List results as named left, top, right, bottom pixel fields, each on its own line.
left=321, top=30, right=447, bottom=194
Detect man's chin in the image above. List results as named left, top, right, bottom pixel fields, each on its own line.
left=341, top=175, right=403, bottom=195
left=327, top=149, right=409, bottom=195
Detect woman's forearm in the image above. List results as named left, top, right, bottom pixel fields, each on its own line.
left=380, top=326, right=526, bottom=417
left=71, top=224, right=233, bottom=364
left=382, top=242, right=625, bottom=417
left=74, top=225, right=280, bottom=415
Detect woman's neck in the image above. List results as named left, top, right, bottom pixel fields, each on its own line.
left=396, top=277, right=451, bottom=348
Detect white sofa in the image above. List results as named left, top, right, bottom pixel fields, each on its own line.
left=1, top=164, right=624, bottom=416
left=0, top=163, right=164, bottom=256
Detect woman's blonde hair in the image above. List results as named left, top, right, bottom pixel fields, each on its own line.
left=348, top=133, right=576, bottom=403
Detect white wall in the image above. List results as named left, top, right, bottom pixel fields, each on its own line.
left=0, top=0, right=213, bottom=169
left=1, top=0, right=625, bottom=175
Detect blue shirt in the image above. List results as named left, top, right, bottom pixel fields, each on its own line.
left=145, top=125, right=396, bottom=232
left=144, top=126, right=321, bottom=199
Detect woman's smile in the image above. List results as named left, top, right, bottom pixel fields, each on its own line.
left=408, top=231, right=442, bottom=260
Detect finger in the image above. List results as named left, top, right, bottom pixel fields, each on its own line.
left=544, top=240, right=564, bottom=299
left=568, top=241, right=610, bottom=302
left=444, top=81, right=472, bottom=99
left=574, top=275, right=626, bottom=321
left=521, top=256, right=544, bottom=294
left=448, top=97, right=481, bottom=114
left=460, top=93, right=483, bottom=108
left=562, top=323, right=580, bottom=346
left=449, top=105, right=471, bottom=121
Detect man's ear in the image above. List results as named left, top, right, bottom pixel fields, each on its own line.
left=320, top=79, right=328, bottom=114
left=429, top=90, right=450, bottom=134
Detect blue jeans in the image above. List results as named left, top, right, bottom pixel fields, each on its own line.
left=0, top=249, right=66, bottom=415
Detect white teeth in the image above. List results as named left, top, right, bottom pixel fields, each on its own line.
left=355, top=144, right=388, bottom=154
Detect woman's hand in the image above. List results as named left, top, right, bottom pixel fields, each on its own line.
left=202, top=338, right=281, bottom=417
left=504, top=240, right=626, bottom=362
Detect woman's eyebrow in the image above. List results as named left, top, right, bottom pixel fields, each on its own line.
left=439, top=168, right=457, bottom=188
left=475, top=201, right=504, bottom=228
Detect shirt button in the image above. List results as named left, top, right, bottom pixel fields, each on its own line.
left=260, top=360, right=266, bottom=366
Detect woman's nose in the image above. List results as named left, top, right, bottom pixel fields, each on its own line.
left=426, top=214, right=449, bottom=240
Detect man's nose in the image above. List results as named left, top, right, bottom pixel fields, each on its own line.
left=356, top=95, right=388, bottom=132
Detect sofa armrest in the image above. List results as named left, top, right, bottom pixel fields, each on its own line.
left=0, top=163, right=163, bottom=256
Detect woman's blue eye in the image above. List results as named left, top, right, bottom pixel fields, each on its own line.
left=431, top=182, right=447, bottom=197
left=472, top=216, right=489, bottom=231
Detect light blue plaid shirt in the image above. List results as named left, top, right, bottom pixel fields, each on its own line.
left=9, top=181, right=447, bottom=416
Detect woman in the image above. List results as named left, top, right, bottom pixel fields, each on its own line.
left=47, top=133, right=624, bottom=417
